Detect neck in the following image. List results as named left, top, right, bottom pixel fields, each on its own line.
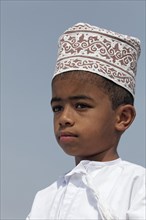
left=75, top=150, right=119, bottom=165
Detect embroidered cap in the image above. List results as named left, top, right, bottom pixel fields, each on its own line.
left=53, top=23, right=141, bottom=97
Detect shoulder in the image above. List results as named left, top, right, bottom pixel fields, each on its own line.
left=35, top=175, right=64, bottom=202
left=28, top=176, right=65, bottom=218
left=119, top=160, right=145, bottom=181
left=121, top=160, right=145, bottom=172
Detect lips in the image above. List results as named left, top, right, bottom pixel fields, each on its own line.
left=58, top=131, right=78, bottom=143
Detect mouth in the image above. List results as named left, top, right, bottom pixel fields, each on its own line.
left=58, top=132, right=78, bottom=143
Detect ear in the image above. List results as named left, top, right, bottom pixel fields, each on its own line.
left=115, top=104, right=136, bottom=132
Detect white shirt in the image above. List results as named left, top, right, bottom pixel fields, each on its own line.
left=27, top=159, right=145, bottom=219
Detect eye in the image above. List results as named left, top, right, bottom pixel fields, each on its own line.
left=75, top=103, right=91, bottom=110
left=52, top=105, right=63, bottom=113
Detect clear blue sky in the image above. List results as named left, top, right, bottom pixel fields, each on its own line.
left=1, top=1, right=145, bottom=219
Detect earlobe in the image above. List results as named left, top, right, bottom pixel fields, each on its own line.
left=115, top=105, right=136, bottom=132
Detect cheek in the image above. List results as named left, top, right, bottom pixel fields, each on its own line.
left=53, top=117, right=58, bottom=133
left=82, top=113, right=114, bottom=136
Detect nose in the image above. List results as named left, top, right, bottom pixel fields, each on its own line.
left=59, top=106, right=75, bottom=127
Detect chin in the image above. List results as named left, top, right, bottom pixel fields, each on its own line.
left=62, top=149, right=79, bottom=156
left=60, top=146, right=81, bottom=156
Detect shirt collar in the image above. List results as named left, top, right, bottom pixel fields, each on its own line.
left=65, top=158, right=122, bottom=178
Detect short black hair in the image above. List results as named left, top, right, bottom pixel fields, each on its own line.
left=98, top=76, right=134, bottom=110
left=52, top=70, right=134, bottom=110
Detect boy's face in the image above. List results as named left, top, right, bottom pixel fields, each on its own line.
left=51, top=73, right=119, bottom=162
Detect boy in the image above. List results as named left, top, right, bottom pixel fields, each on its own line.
left=27, top=23, right=145, bottom=219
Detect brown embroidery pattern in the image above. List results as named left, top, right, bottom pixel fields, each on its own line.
left=56, top=58, right=134, bottom=93
left=54, top=23, right=141, bottom=96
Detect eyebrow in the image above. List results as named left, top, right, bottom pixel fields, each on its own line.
left=50, top=95, right=94, bottom=105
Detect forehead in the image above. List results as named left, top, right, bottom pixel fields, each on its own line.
left=52, top=71, right=103, bottom=89
left=51, top=71, right=106, bottom=99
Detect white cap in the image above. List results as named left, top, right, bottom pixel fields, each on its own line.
left=53, top=23, right=141, bottom=97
